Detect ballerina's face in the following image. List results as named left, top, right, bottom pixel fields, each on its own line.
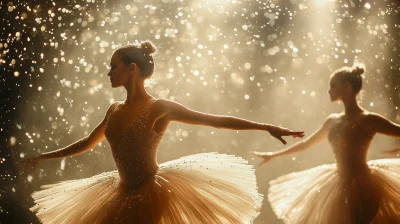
left=107, top=53, right=132, bottom=88
left=328, top=74, right=346, bottom=102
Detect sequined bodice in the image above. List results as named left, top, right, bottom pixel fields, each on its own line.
left=105, top=98, right=163, bottom=188
left=327, top=114, right=374, bottom=178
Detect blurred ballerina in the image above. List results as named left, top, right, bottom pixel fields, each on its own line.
left=19, top=41, right=304, bottom=224
left=253, top=64, right=400, bottom=224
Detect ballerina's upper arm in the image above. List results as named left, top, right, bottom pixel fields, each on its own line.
left=301, top=114, right=337, bottom=148
left=370, top=113, right=400, bottom=137
left=85, top=102, right=120, bottom=148
left=158, top=99, right=224, bottom=127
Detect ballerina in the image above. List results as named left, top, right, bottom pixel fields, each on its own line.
left=253, top=63, right=400, bottom=224
left=18, top=41, right=304, bottom=224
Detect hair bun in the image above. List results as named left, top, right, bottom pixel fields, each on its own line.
left=352, top=63, right=365, bottom=75
left=140, top=41, right=156, bottom=56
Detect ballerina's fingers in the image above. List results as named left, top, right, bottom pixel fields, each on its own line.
left=282, top=130, right=304, bottom=138
left=290, top=131, right=305, bottom=138
left=274, top=131, right=292, bottom=144
left=276, top=136, right=287, bottom=145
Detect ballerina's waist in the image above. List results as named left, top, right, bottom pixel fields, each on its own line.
left=117, top=165, right=159, bottom=190
left=336, top=161, right=371, bottom=179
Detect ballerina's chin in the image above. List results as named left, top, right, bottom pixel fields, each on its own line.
left=254, top=64, right=400, bottom=224
left=20, top=41, right=304, bottom=224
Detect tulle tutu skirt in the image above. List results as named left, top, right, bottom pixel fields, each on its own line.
left=268, top=159, right=400, bottom=224
left=31, top=153, right=263, bottom=224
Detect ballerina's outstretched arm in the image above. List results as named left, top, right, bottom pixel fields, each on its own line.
left=153, top=99, right=304, bottom=145
left=366, top=113, right=400, bottom=155
left=251, top=114, right=337, bottom=166
left=370, top=113, right=400, bottom=137
left=17, top=103, right=118, bottom=170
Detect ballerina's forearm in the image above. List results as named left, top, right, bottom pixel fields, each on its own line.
left=212, top=116, right=274, bottom=131
left=269, top=142, right=308, bottom=158
left=38, top=137, right=93, bottom=160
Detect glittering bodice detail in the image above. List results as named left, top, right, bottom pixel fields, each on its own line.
left=105, top=98, right=162, bottom=188
left=327, top=115, right=374, bottom=179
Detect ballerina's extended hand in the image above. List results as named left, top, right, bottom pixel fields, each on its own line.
left=267, top=126, right=304, bottom=145
left=250, top=126, right=304, bottom=166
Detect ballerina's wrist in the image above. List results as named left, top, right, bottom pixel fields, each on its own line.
left=263, top=124, right=276, bottom=132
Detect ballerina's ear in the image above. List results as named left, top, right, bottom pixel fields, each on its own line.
left=344, top=81, right=355, bottom=94
left=128, top=63, right=138, bottom=74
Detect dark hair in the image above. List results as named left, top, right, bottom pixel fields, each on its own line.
left=333, top=63, right=365, bottom=94
left=114, top=41, right=157, bottom=78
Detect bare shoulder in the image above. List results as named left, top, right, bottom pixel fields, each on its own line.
left=150, top=98, right=177, bottom=117
left=110, top=101, right=122, bottom=110
left=363, top=111, right=386, bottom=121
left=105, top=101, right=122, bottom=117
left=326, top=113, right=341, bottom=122
left=327, top=113, right=341, bottom=119
left=319, top=113, right=340, bottom=129
left=152, top=98, right=186, bottom=112
left=150, top=98, right=192, bottom=124
left=356, top=111, right=395, bottom=134
left=153, top=98, right=172, bottom=106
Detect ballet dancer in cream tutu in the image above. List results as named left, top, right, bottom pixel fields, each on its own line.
left=253, top=64, right=400, bottom=224
left=19, top=41, right=304, bottom=224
